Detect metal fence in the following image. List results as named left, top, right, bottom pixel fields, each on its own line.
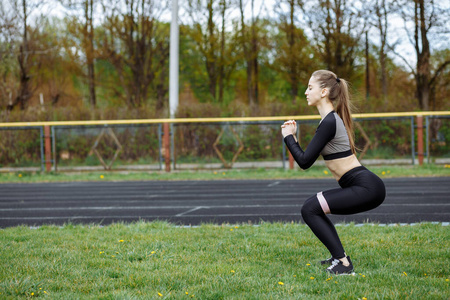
left=0, top=112, right=449, bottom=172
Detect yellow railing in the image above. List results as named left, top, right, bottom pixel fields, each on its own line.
left=0, top=111, right=449, bottom=127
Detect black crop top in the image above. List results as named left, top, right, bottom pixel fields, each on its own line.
left=284, top=111, right=353, bottom=169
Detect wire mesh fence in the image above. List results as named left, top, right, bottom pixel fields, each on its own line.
left=0, top=114, right=449, bottom=172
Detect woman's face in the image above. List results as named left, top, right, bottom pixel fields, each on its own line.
left=305, top=76, right=325, bottom=106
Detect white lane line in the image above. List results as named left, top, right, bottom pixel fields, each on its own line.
left=1, top=203, right=449, bottom=212
left=0, top=204, right=302, bottom=212
left=0, top=192, right=301, bottom=200
left=0, top=213, right=301, bottom=220
left=0, top=194, right=161, bottom=201
left=17, top=221, right=449, bottom=229
left=1, top=212, right=449, bottom=221
left=267, top=181, right=280, bottom=187
left=176, top=206, right=207, bottom=217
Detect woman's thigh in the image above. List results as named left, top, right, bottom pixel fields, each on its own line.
left=323, top=186, right=382, bottom=215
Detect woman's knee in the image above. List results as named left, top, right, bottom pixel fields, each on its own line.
left=301, top=196, right=323, bottom=219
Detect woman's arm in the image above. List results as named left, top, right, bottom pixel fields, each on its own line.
left=282, top=118, right=336, bottom=169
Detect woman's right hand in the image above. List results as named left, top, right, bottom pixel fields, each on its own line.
left=281, top=120, right=297, bottom=138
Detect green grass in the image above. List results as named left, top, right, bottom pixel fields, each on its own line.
left=1, top=164, right=449, bottom=183
left=1, top=166, right=449, bottom=298
left=1, top=222, right=449, bottom=299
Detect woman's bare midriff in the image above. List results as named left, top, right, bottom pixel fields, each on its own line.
left=325, top=154, right=362, bottom=181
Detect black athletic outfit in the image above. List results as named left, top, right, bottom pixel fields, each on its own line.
left=284, top=111, right=385, bottom=259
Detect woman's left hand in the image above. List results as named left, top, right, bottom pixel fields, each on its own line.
left=281, top=120, right=297, bottom=138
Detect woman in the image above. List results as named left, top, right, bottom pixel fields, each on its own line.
left=281, top=70, right=385, bottom=275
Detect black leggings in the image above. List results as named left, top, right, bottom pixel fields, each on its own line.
left=301, top=166, right=385, bottom=259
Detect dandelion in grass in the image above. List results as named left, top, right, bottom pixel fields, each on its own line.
left=18, top=174, right=22, bottom=178
left=362, top=298, right=367, bottom=300
left=100, top=175, right=104, bottom=179
left=382, top=171, right=386, bottom=175
left=445, top=279, right=449, bottom=282
left=278, top=282, right=284, bottom=285
left=310, top=277, right=315, bottom=280
left=158, top=292, right=163, bottom=297
left=403, top=272, right=407, bottom=276
left=119, top=240, right=124, bottom=243
left=306, top=263, right=311, bottom=266
left=230, top=270, right=235, bottom=274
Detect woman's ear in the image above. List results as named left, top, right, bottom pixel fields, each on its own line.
left=321, top=88, right=329, bottom=98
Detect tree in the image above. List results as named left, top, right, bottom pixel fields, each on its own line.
left=185, top=0, right=237, bottom=103
left=100, top=0, right=170, bottom=108
left=0, top=1, right=17, bottom=109
left=393, top=0, right=450, bottom=110
left=60, top=0, right=97, bottom=107
left=34, top=17, right=79, bottom=107
left=429, top=49, right=450, bottom=111
left=239, top=0, right=263, bottom=106
left=217, top=0, right=237, bottom=104
left=186, top=0, right=219, bottom=102
left=375, top=0, right=389, bottom=103
left=1, top=1, right=77, bottom=111
left=4, top=0, right=44, bottom=110
left=300, top=0, right=366, bottom=80
left=366, top=0, right=390, bottom=103
left=272, top=0, right=313, bottom=104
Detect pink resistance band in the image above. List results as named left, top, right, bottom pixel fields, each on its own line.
left=317, top=192, right=331, bottom=214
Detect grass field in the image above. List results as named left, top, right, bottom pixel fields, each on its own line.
left=1, top=164, right=449, bottom=183
left=1, top=222, right=449, bottom=299
left=1, top=165, right=449, bottom=299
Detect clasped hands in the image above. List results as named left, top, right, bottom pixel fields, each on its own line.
left=281, top=120, right=297, bottom=138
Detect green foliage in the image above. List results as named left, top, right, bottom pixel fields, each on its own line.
left=0, top=129, right=41, bottom=167
left=240, top=125, right=280, bottom=160
left=432, top=119, right=450, bottom=157
left=355, top=119, right=413, bottom=157
left=1, top=0, right=449, bottom=113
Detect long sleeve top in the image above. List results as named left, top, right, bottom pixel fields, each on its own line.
left=284, top=111, right=353, bottom=169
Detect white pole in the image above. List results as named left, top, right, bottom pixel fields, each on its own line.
left=40, top=93, right=45, bottom=111
left=169, top=0, right=179, bottom=118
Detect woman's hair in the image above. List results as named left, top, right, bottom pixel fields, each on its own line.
left=311, top=70, right=356, bottom=154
